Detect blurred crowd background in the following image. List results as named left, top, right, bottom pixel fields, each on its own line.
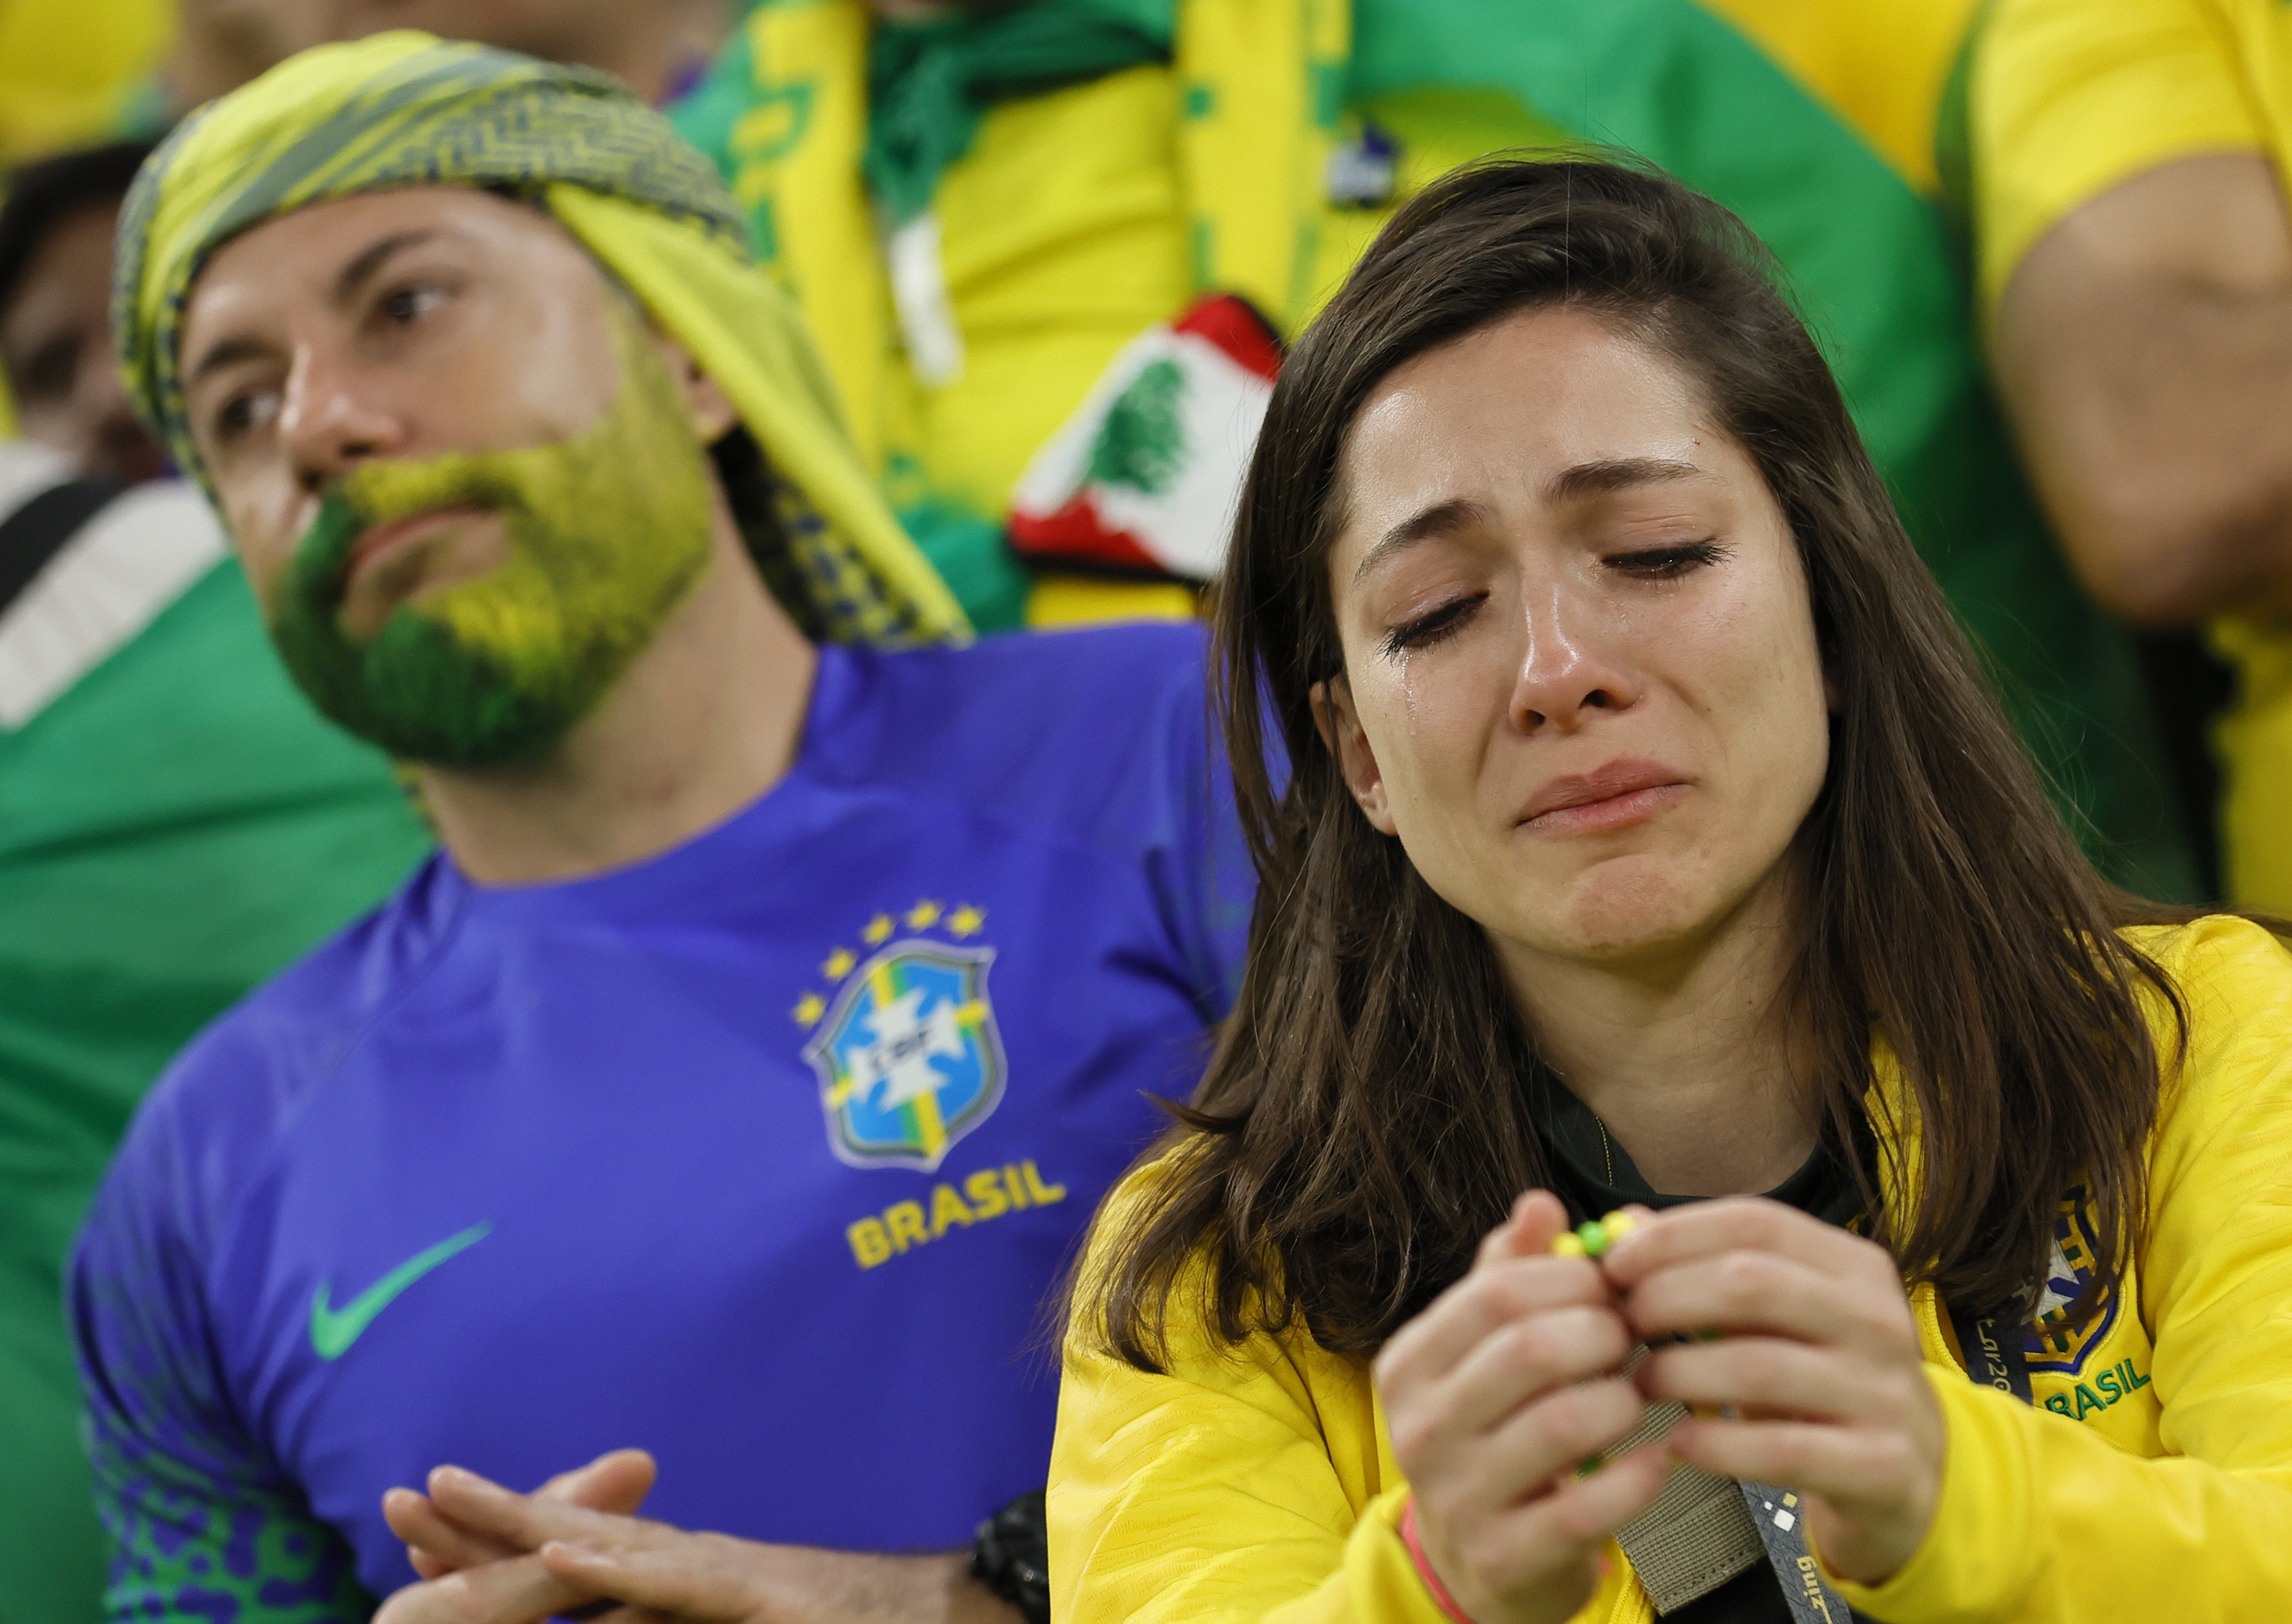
left=0, top=0, right=2282, bottom=1617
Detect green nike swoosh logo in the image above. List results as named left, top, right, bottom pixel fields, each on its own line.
left=309, top=1223, right=491, bottom=1361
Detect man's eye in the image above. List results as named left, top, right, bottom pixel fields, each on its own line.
left=1381, top=593, right=1485, bottom=658
left=1607, top=540, right=1730, bottom=579
left=379, top=282, right=448, bottom=326
left=214, top=388, right=280, bottom=442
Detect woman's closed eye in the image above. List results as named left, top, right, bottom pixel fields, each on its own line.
left=1605, top=539, right=1730, bottom=580
left=1382, top=592, right=1486, bottom=658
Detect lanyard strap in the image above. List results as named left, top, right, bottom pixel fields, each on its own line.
left=1728, top=1294, right=2035, bottom=1623
left=1736, top=1477, right=1856, bottom=1624
left=1945, top=1296, right=2035, bottom=1405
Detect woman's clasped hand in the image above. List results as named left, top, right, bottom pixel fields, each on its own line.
left=1377, top=1188, right=1944, bottom=1624
left=1375, top=1191, right=1665, bottom=1624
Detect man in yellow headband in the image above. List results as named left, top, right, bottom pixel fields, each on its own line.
left=70, top=32, right=1249, bottom=1623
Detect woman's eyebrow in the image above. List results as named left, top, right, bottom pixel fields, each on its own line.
left=1542, top=456, right=1702, bottom=504
left=1352, top=497, right=1490, bottom=584
left=1350, top=457, right=1708, bottom=584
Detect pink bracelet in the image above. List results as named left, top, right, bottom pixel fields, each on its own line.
left=1398, top=1497, right=1477, bottom=1624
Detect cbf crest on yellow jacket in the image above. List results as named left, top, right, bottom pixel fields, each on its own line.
left=1050, top=917, right=2292, bottom=1623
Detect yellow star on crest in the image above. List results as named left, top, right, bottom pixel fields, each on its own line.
left=792, top=992, right=826, bottom=1028
left=948, top=904, right=985, bottom=939
left=905, top=899, right=943, bottom=929
left=861, top=913, right=893, bottom=945
left=822, top=947, right=856, bottom=980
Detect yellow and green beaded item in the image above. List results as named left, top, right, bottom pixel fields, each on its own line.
left=1549, top=1214, right=1640, bottom=1474
left=1552, top=1212, right=1646, bottom=1259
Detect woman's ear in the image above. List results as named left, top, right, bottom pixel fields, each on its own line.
left=1310, top=675, right=1398, bottom=836
left=657, top=332, right=739, bottom=443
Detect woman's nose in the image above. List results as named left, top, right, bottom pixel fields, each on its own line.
left=1507, top=581, right=1644, bottom=733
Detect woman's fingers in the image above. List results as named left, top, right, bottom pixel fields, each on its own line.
left=1603, top=1198, right=1888, bottom=1296
left=1665, top=1415, right=1909, bottom=1500
left=1611, top=1208, right=1915, bottom=1359
left=1375, top=1253, right=1612, bottom=1396
left=1623, top=1248, right=1911, bottom=1355
left=1663, top=1353, right=1943, bottom=1590
left=1477, top=1190, right=1573, bottom=1267
left=1516, top=1441, right=1673, bottom=1549
left=1380, top=1190, right=1621, bottom=1396
left=1638, top=1335, right=1877, bottom=1423
left=1439, top=1375, right=1648, bottom=1513
left=1606, top=1203, right=1943, bottom=1590
left=1442, top=1441, right=1671, bottom=1619
left=1381, top=1297, right=1631, bottom=1486
left=1380, top=1198, right=1694, bottom=1624
left=1431, top=1304, right=1636, bottom=1443
left=1664, top=1409, right=1942, bottom=1579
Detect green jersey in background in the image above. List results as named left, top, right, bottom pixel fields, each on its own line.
left=0, top=457, right=429, bottom=1622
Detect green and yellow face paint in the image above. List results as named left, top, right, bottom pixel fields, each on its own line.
left=268, top=298, right=717, bottom=767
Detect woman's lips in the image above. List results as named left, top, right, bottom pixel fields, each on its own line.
left=1520, top=760, right=1692, bottom=835
left=1524, top=783, right=1689, bottom=835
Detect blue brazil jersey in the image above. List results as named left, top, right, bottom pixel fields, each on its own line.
left=69, top=624, right=1250, bottom=1619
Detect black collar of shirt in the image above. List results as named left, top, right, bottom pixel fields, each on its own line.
left=1526, top=1066, right=1866, bottom=1231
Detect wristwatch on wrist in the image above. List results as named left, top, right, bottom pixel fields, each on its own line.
left=969, top=1489, right=1050, bottom=1623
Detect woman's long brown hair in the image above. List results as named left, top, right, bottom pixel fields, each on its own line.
left=1091, top=158, right=2186, bottom=1370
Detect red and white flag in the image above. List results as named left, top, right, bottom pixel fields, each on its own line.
left=1008, top=294, right=1280, bottom=581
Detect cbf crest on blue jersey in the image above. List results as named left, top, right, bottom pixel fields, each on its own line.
left=803, top=939, right=1007, bottom=1171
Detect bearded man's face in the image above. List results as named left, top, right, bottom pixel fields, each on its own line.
left=180, top=186, right=721, bottom=765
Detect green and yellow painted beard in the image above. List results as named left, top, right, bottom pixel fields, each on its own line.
left=269, top=304, right=717, bottom=768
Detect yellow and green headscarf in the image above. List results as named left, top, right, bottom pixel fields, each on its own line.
left=113, top=29, right=967, bottom=646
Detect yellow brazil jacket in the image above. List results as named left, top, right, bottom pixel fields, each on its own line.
left=1048, top=916, right=2292, bottom=1623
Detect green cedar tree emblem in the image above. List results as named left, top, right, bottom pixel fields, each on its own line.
left=1086, top=357, right=1188, bottom=495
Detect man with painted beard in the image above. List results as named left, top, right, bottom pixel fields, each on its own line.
left=70, top=32, right=1248, bottom=1622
